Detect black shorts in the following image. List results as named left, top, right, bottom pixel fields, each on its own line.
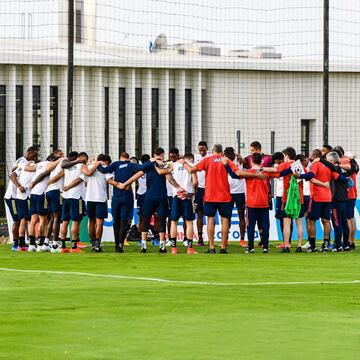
left=5, top=198, right=19, bottom=221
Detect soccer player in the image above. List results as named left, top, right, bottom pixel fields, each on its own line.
left=97, top=152, right=140, bottom=253
left=194, top=141, right=209, bottom=246
left=183, top=144, right=264, bottom=254
left=321, top=144, right=333, bottom=158
left=169, top=153, right=198, bottom=255
left=59, top=152, right=88, bottom=253
left=136, top=154, right=150, bottom=234
left=118, top=147, right=183, bottom=254
left=5, top=147, right=37, bottom=250
left=81, top=154, right=112, bottom=252
left=224, top=147, right=246, bottom=247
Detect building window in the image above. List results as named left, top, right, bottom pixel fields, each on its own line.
left=119, top=87, right=126, bottom=153
left=151, top=88, right=159, bottom=151
left=301, top=120, right=310, bottom=157
left=185, top=89, right=192, bottom=152
left=135, top=88, right=142, bottom=158
left=75, top=0, right=84, bottom=43
left=50, top=86, right=58, bottom=151
left=104, top=87, right=109, bottom=154
left=0, top=85, right=6, bottom=216
left=169, top=88, right=175, bottom=149
left=16, top=85, right=23, bottom=159
left=32, top=86, right=41, bottom=150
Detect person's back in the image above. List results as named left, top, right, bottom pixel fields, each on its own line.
left=245, top=170, right=269, bottom=208
left=309, top=161, right=332, bottom=202
left=142, top=161, right=167, bottom=199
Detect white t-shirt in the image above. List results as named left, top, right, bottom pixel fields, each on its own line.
left=194, top=153, right=208, bottom=188
left=31, top=161, right=49, bottom=195
left=47, top=159, right=65, bottom=192
left=172, top=161, right=194, bottom=196
left=303, top=164, right=311, bottom=196
left=62, top=163, right=84, bottom=200
left=81, top=164, right=113, bottom=202
left=228, top=159, right=245, bottom=194
left=166, top=166, right=174, bottom=196
left=15, top=162, right=36, bottom=200
left=137, top=174, right=147, bottom=195
left=4, top=157, right=27, bottom=199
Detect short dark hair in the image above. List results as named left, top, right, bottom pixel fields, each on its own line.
left=97, top=154, right=112, bottom=163
left=154, top=147, right=165, bottom=156
left=26, top=146, right=38, bottom=153
left=129, top=156, right=138, bottom=163
left=250, top=141, right=262, bottom=151
left=252, top=153, right=263, bottom=165
left=78, top=152, right=89, bottom=161
left=141, top=154, right=151, bottom=163
left=120, top=152, right=130, bottom=159
left=333, top=146, right=344, bottom=157
left=312, top=149, right=322, bottom=159
left=184, top=152, right=194, bottom=161
left=68, top=151, right=79, bottom=159
left=198, top=141, right=208, bottom=148
left=272, top=152, right=284, bottom=161
left=283, top=147, right=296, bottom=160
left=169, top=147, right=179, bottom=155
left=296, top=154, right=305, bottom=162
left=212, top=144, right=223, bottom=153
left=322, top=144, right=332, bottom=151
left=46, top=154, right=56, bottom=161
left=224, top=147, right=236, bottom=161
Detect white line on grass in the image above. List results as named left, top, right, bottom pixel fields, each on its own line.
left=0, top=267, right=359, bottom=286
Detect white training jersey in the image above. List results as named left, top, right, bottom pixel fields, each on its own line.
left=62, top=163, right=84, bottom=200
left=137, top=174, right=147, bottom=195
left=303, top=164, right=311, bottom=196
left=194, top=153, right=208, bottom=188
left=4, top=157, right=27, bottom=199
left=15, top=162, right=36, bottom=200
left=166, top=166, right=174, bottom=196
left=46, top=159, right=65, bottom=192
left=81, top=164, right=113, bottom=202
left=31, top=161, right=49, bottom=195
left=274, top=164, right=284, bottom=197
left=172, top=161, right=194, bottom=196
left=228, top=159, right=246, bottom=194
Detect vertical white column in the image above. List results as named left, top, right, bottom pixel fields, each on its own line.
left=142, top=69, right=152, bottom=154
left=125, top=68, right=136, bottom=156
left=58, top=66, right=67, bottom=152
left=41, top=66, right=51, bottom=157
left=192, top=70, right=202, bottom=151
left=6, top=65, right=16, bottom=173
left=159, top=69, right=169, bottom=154
left=23, top=65, right=33, bottom=150
left=175, top=70, right=185, bottom=151
left=109, top=68, right=119, bottom=160
left=91, top=67, right=104, bottom=156
left=73, top=67, right=86, bottom=151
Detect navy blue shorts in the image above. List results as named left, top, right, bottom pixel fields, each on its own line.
left=203, top=201, right=233, bottom=219
left=231, top=193, right=246, bottom=211
left=141, top=196, right=169, bottom=219
left=275, top=196, right=283, bottom=219
left=112, top=196, right=134, bottom=222
left=30, top=194, right=48, bottom=216
left=303, top=195, right=310, bottom=214
left=307, top=199, right=331, bottom=221
left=170, top=196, right=196, bottom=221
left=16, top=199, right=31, bottom=221
left=46, top=190, right=61, bottom=213
left=136, top=193, right=146, bottom=215
left=86, top=201, right=108, bottom=220
left=61, top=198, right=86, bottom=222
left=5, top=198, right=19, bottom=221
left=347, top=198, right=356, bottom=219
left=168, top=196, right=173, bottom=211
left=194, top=188, right=205, bottom=213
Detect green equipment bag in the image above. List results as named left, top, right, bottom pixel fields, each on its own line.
left=284, top=176, right=301, bottom=218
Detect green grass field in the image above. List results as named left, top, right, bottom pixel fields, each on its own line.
left=1, top=242, right=360, bottom=360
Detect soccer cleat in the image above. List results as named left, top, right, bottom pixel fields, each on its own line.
left=302, top=241, right=311, bottom=249
left=239, top=240, right=247, bottom=248
left=165, top=240, right=171, bottom=247
left=60, top=248, right=70, bottom=253
left=171, top=247, right=178, bottom=255
left=153, top=239, right=160, bottom=246
left=263, top=248, right=269, bottom=254
left=183, top=240, right=188, bottom=247
left=187, top=247, right=197, bottom=255
left=159, top=248, right=167, bottom=254
left=281, top=247, right=290, bottom=253
left=328, top=243, right=335, bottom=250
left=276, top=242, right=285, bottom=249
left=77, top=241, right=87, bottom=249
left=196, top=240, right=205, bottom=247
left=295, top=246, right=302, bottom=253
left=36, top=245, right=43, bottom=252
left=42, top=244, right=51, bottom=252
left=350, top=243, right=356, bottom=251
left=17, top=246, right=28, bottom=252
left=343, top=246, right=350, bottom=252
left=219, top=248, right=228, bottom=254
left=320, top=242, right=329, bottom=252
left=141, top=248, right=147, bottom=253
left=245, top=248, right=254, bottom=254
left=28, top=245, right=37, bottom=252
left=11, top=245, right=19, bottom=251
left=124, top=240, right=130, bottom=246
left=70, top=247, right=83, bottom=253
left=307, top=248, right=318, bottom=253
left=51, top=246, right=60, bottom=253
left=205, top=248, right=216, bottom=254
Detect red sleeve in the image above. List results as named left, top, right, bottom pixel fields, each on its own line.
left=310, top=162, right=318, bottom=177
left=331, top=171, right=339, bottom=180
left=267, top=172, right=279, bottom=178
left=276, top=162, right=290, bottom=172
left=196, top=158, right=207, bottom=172
left=228, top=160, right=239, bottom=173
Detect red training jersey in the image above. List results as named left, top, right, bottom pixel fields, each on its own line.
left=196, top=155, right=238, bottom=202
left=245, top=170, right=270, bottom=208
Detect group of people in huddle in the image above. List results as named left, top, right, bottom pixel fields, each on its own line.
left=3, top=140, right=358, bottom=254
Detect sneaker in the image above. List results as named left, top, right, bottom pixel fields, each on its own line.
left=153, top=239, right=160, bottom=246
left=302, top=241, right=311, bottom=249
left=159, top=248, right=167, bottom=254
left=187, top=248, right=197, bottom=254
left=239, top=240, right=247, bottom=248
left=36, top=245, right=43, bottom=252
left=11, top=244, right=19, bottom=251
left=329, top=243, right=335, bottom=250
left=263, top=248, right=269, bottom=254
left=320, top=242, right=329, bottom=252
left=51, top=246, right=60, bottom=253
left=124, top=240, right=130, bottom=246
left=295, top=246, right=302, bottom=253
left=196, top=240, right=205, bottom=247
left=70, top=248, right=83, bottom=253
left=343, top=246, right=350, bottom=252
left=60, top=248, right=70, bottom=253
left=17, top=246, right=28, bottom=252
left=28, top=245, right=37, bottom=252
left=307, top=248, right=318, bottom=253
left=165, top=240, right=171, bottom=247
left=42, top=244, right=51, bottom=252
left=281, top=247, right=290, bottom=253
left=205, top=248, right=216, bottom=254
left=219, top=248, right=228, bottom=254
left=350, top=243, right=356, bottom=251
left=276, top=242, right=285, bottom=249
left=183, top=240, right=188, bottom=247
left=77, top=242, right=87, bottom=249
left=171, top=247, right=178, bottom=255
left=245, top=248, right=254, bottom=254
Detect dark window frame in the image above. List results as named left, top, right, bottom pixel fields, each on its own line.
left=104, top=87, right=109, bottom=154
left=185, top=89, right=192, bottom=153
left=0, top=85, right=6, bottom=216
left=50, top=86, right=58, bottom=151
left=16, top=85, right=23, bottom=159
left=169, top=88, right=175, bottom=149
left=135, top=88, right=142, bottom=159
left=151, top=88, right=159, bottom=152
left=119, top=87, right=126, bottom=152
left=32, top=86, right=41, bottom=150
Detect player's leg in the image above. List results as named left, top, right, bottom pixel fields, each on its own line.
left=246, top=207, right=256, bottom=253
left=203, top=202, right=216, bottom=253
left=28, top=195, right=39, bottom=251
left=184, top=198, right=196, bottom=254
left=237, top=194, right=246, bottom=247
left=347, top=199, right=356, bottom=249
left=340, top=202, right=350, bottom=250
left=195, top=188, right=205, bottom=246
left=5, top=198, right=20, bottom=250
left=94, top=201, right=107, bottom=252
left=282, top=217, right=292, bottom=251
left=258, top=208, right=270, bottom=253
left=169, top=196, right=180, bottom=254
left=306, top=199, right=319, bottom=252
left=157, top=198, right=170, bottom=253
left=16, top=199, right=30, bottom=251
left=321, top=202, right=332, bottom=250
left=68, top=199, right=82, bottom=252
left=86, top=201, right=96, bottom=249
left=218, top=202, right=232, bottom=252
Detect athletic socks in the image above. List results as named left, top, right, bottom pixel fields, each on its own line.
left=188, top=238, right=193, bottom=248
left=38, top=236, right=45, bottom=246
left=13, top=239, right=19, bottom=247
left=61, top=239, right=66, bottom=249
left=141, top=239, right=147, bottom=250
left=44, top=237, right=50, bottom=246
left=29, top=235, right=36, bottom=246
left=198, top=232, right=203, bottom=242
left=160, top=240, right=166, bottom=251
left=71, top=240, right=78, bottom=249
left=19, top=236, right=26, bottom=247
left=170, top=237, right=177, bottom=248
left=309, top=237, right=316, bottom=250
